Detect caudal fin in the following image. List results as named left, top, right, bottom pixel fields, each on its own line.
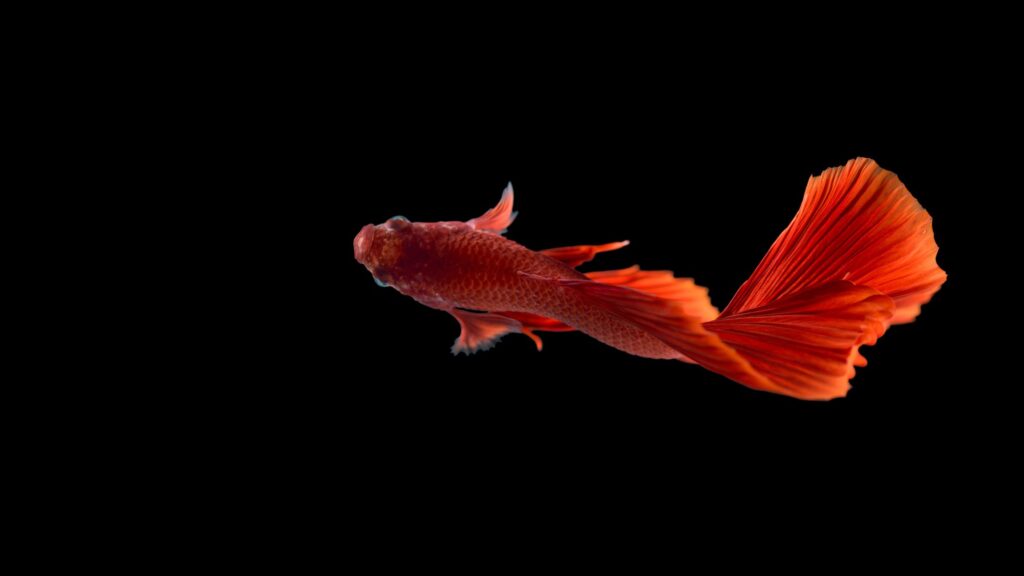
left=555, top=274, right=899, bottom=399
left=563, top=158, right=945, bottom=400
left=720, top=157, right=946, bottom=324
left=703, top=157, right=946, bottom=399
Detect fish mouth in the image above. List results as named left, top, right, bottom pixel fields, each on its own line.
left=354, top=224, right=375, bottom=264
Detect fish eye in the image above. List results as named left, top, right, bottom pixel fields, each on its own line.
left=386, top=215, right=411, bottom=231
left=374, top=277, right=390, bottom=288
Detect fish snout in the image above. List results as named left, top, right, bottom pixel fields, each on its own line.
left=354, top=224, right=375, bottom=264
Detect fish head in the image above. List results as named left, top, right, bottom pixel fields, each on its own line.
left=354, top=215, right=417, bottom=286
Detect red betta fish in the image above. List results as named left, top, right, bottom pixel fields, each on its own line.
left=354, top=158, right=946, bottom=400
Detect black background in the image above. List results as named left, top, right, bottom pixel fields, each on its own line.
left=136, top=14, right=1023, bottom=558
left=158, top=22, right=1015, bottom=550
left=39, top=13, right=1015, bottom=560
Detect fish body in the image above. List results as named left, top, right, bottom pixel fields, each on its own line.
left=355, top=215, right=683, bottom=358
left=354, top=158, right=946, bottom=400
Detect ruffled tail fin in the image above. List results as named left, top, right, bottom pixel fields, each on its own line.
left=563, top=158, right=945, bottom=400
left=704, top=157, right=946, bottom=398
left=719, top=157, right=946, bottom=324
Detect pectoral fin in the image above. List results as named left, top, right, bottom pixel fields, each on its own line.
left=449, top=308, right=524, bottom=355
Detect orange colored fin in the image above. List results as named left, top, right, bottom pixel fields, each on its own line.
left=705, top=281, right=895, bottom=399
left=493, top=311, right=574, bottom=351
left=467, top=183, right=517, bottom=235
left=495, top=264, right=719, bottom=350
left=540, top=241, right=630, bottom=268
left=585, top=266, right=719, bottom=322
left=449, top=309, right=523, bottom=355
left=556, top=277, right=894, bottom=400
left=511, top=159, right=942, bottom=400
left=721, top=158, right=946, bottom=324
left=549, top=277, right=776, bottom=391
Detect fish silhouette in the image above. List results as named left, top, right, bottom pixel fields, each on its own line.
left=354, top=158, right=945, bottom=400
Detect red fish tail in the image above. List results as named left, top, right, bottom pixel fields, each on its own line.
left=703, top=158, right=945, bottom=398
left=719, top=157, right=946, bottom=324
left=558, top=158, right=945, bottom=400
left=703, top=281, right=895, bottom=399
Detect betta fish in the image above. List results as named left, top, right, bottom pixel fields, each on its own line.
left=353, top=158, right=946, bottom=400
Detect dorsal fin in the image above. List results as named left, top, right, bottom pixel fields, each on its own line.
left=539, top=241, right=630, bottom=268
left=467, top=183, right=517, bottom=234
left=585, top=266, right=719, bottom=323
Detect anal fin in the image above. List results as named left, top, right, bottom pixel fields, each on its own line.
left=492, top=311, right=574, bottom=351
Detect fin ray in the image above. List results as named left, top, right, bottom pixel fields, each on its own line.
left=585, top=266, right=719, bottom=322
left=721, top=158, right=945, bottom=324
left=449, top=309, right=523, bottom=355
left=540, top=241, right=630, bottom=268
left=492, top=311, right=574, bottom=351
left=467, top=183, right=517, bottom=235
left=706, top=281, right=895, bottom=399
left=551, top=276, right=894, bottom=400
